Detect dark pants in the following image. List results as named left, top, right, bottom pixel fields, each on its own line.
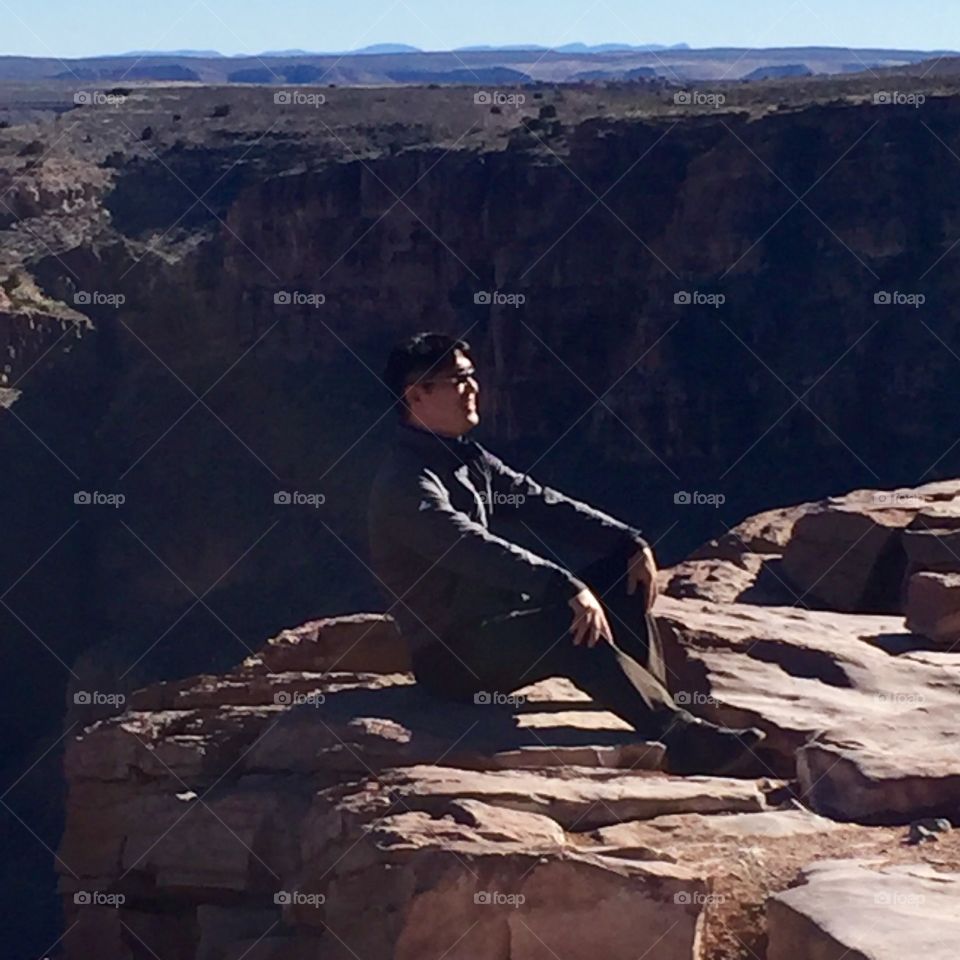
left=412, top=550, right=695, bottom=741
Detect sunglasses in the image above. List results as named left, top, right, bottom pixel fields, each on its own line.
left=420, top=369, right=478, bottom=388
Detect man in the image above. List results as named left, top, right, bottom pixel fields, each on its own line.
left=368, top=332, right=764, bottom=775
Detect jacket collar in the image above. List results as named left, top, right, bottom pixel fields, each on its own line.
left=395, top=421, right=477, bottom=465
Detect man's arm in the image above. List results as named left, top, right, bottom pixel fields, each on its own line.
left=375, top=468, right=589, bottom=602
left=479, top=445, right=650, bottom=559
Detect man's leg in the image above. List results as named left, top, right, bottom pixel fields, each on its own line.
left=567, top=550, right=668, bottom=685
left=412, top=551, right=766, bottom=775
left=414, top=593, right=694, bottom=741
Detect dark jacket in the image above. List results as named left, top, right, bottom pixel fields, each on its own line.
left=368, top=421, right=649, bottom=656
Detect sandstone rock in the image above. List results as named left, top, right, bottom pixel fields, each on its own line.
left=661, top=553, right=797, bottom=605
left=656, top=596, right=960, bottom=820
left=72, top=671, right=663, bottom=785
left=690, top=503, right=814, bottom=560
left=767, top=859, right=960, bottom=960
left=249, top=613, right=409, bottom=673
left=906, top=571, right=960, bottom=645
left=326, top=765, right=767, bottom=832
left=779, top=481, right=960, bottom=613
left=308, top=799, right=711, bottom=960
left=596, top=808, right=841, bottom=844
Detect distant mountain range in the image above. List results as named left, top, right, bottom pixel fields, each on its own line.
left=2, top=45, right=955, bottom=87
left=113, top=42, right=690, bottom=58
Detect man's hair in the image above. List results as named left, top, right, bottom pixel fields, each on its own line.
left=383, top=332, right=473, bottom=419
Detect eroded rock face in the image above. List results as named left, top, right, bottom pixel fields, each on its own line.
left=58, top=479, right=960, bottom=957
left=657, top=596, right=960, bottom=821
left=58, top=657, right=775, bottom=960
left=906, top=571, right=960, bottom=644
left=767, top=860, right=960, bottom=960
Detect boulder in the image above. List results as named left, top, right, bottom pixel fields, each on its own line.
left=905, top=571, right=960, bottom=645
left=655, top=596, right=960, bottom=820
left=248, top=613, right=409, bottom=673
left=767, top=859, right=960, bottom=960
left=778, top=481, right=960, bottom=613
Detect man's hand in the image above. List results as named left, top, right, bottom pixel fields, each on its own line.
left=568, top=588, right=613, bottom=648
left=626, top=544, right=658, bottom=609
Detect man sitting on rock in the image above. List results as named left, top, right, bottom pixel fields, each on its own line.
left=368, top=332, right=764, bottom=775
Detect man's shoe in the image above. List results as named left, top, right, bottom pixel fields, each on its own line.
left=663, top=719, right=766, bottom=776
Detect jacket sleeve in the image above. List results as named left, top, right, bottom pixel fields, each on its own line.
left=378, top=467, right=588, bottom=602
left=479, top=446, right=650, bottom=560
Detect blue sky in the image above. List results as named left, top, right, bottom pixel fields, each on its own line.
left=2, top=0, right=955, bottom=58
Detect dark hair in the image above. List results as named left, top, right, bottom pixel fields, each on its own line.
left=383, top=332, right=472, bottom=419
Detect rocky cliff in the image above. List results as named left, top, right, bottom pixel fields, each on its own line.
left=56, top=479, right=960, bottom=959
left=4, top=72, right=960, bottom=953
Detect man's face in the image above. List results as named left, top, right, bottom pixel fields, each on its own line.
left=404, top=349, right=480, bottom=437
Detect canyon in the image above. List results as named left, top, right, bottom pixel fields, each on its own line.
left=3, top=64, right=960, bottom=954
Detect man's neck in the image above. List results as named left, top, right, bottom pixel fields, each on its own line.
left=402, top=419, right=467, bottom=441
